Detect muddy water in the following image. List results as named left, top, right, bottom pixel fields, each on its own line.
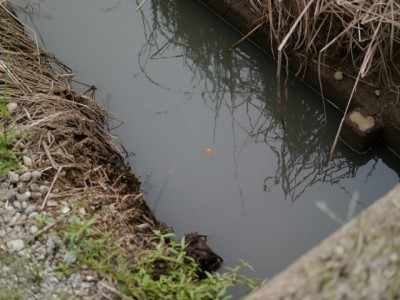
left=18, top=0, right=400, bottom=285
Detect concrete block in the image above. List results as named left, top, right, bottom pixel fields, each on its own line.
left=340, top=108, right=382, bottom=153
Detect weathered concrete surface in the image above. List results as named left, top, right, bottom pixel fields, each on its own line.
left=198, top=0, right=400, bottom=156
left=246, top=184, right=400, bottom=300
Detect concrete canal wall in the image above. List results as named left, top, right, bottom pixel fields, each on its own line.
left=246, top=184, right=400, bottom=300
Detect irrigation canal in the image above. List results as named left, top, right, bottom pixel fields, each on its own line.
left=17, top=0, right=400, bottom=292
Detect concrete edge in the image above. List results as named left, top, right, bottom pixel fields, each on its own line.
left=245, top=183, right=400, bottom=299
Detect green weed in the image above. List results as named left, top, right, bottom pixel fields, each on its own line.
left=0, top=290, right=23, bottom=300
left=56, top=215, right=262, bottom=299
left=0, top=51, right=21, bottom=178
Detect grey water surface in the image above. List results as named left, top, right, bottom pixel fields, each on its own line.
left=17, top=0, right=400, bottom=284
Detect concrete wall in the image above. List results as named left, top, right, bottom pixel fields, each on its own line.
left=246, top=184, right=400, bottom=299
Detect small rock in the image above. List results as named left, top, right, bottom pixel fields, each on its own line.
left=6, top=102, right=18, bottom=113
left=40, top=185, right=50, bottom=194
left=46, top=234, right=61, bottom=248
left=30, top=192, right=42, bottom=200
left=136, top=223, right=151, bottom=233
left=374, top=89, right=381, bottom=96
left=63, top=252, right=77, bottom=264
left=18, top=214, right=27, bottom=222
left=28, top=212, right=39, bottom=219
left=24, top=204, right=37, bottom=215
left=0, top=229, right=6, bottom=238
left=31, top=170, right=42, bottom=180
left=46, top=200, right=58, bottom=207
left=384, top=267, right=396, bottom=278
left=85, top=275, right=96, bottom=282
left=78, top=207, right=86, bottom=215
left=21, top=201, right=28, bottom=210
left=16, top=193, right=29, bottom=202
left=17, top=250, right=27, bottom=257
left=45, top=240, right=56, bottom=251
left=5, top=206, right=16, bottom=215
left=17, top=182, right=27, bottom=194
left=23, top=156, right=33, bottom=167
left=3, top=215, right=12, bottom=223
left=30, top=183, right=41, bottom=192
left=10, top=213, right=21, bottom=224
left=389, top=253, right=398, bottom=263
left=2, top=266, right=11, bottom=273
left=6, top=239, right=25, bottom=252
left=333, top=71, right=343, bottom=81
left=8, top=171, right=19, bottom=184
left=13, top=201, right=22, bottom=210
left=2, top=189, right=16, bottom=201
left=29, top=225, right=39, bottom=235
left=61, top=206, right=70, bottom=214
left=334, top=246, right=345, bottom=256
left=20, top=172, right=32, bottom=182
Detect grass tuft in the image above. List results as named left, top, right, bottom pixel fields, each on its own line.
left=0, top=51, right=21, bottom=178
left=55, top=215, right=262, bottom=299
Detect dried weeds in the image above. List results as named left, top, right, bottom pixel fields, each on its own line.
left=244, top=0, right=400, bottom=159
left=0, top=0, right=166, bottom=255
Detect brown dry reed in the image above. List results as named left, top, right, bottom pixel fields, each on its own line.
left=244, top=0, right=400, bottom=160
left=0, top=0, right=164, bottom=260
left=247, top=0, right=400, bottom=85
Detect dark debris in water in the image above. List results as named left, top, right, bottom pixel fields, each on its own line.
left=185, top=232, right=223, bottom=278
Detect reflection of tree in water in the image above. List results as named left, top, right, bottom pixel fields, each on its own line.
left=261, top=101, right=377, bottom=202
left=138, top=0, right=378, bottom=203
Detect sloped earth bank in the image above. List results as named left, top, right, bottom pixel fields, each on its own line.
left=198, top=0, right=400, bottom=156
left=0, top=2, right=221, bottom=299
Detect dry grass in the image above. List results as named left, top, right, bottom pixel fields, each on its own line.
left=247, top=0, right=400, bottom=85
left=244, top=0, right=400, bottom=158
left=0, top=0, right=164, bottom=254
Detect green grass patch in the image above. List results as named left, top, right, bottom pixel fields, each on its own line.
left=56, top=214, right=263, bottom=299
left=0, top=51, right=21, bottom=178
left=0, top=290, right=23, bottom=300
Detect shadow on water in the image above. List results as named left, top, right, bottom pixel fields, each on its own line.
left=137, top=0, right=399, bottom=207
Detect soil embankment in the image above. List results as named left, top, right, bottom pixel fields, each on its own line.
left=0, top=2, right=227, bottom=298
left=199, top=0, right=400, bottom=156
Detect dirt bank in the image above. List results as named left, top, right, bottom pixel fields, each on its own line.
left=199, top=0, right=400, bottom=156
left=0, top=2, right=231, bottom=298
left=0, top=0, right=165, bottom=250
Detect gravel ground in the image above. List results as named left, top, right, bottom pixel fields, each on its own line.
left=0, top=130, right=103, bottom=299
